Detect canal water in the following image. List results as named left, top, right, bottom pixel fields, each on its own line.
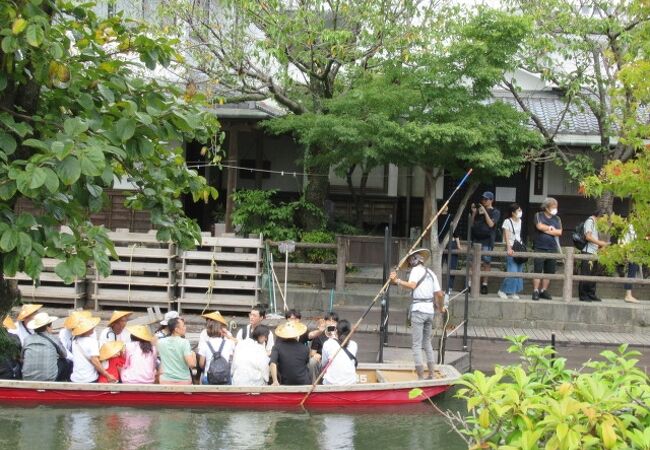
left=0, top=393, right=466, bottom=449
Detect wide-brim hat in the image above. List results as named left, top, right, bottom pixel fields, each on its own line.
left=160, top=310, right=179, bottom=326
left=275, top=321, right=307, bottom=339
left=3, top=316, right=16, bottom=330
left=99, top=340, right=125, bottom=361
left=17, top=304, right=43, bottom=321
left=398, top=248, right=431, bottom=269
left=108, top=311, right=132, bottom=325
left=27, top=312, right=59, bottom=330
left=64, top=310, right=93, bottom=330
left=127, top=324, right=154, bottom=342
left=72, top=317, right=101, bottom=336
left=202, top=311, right=227, bottom=326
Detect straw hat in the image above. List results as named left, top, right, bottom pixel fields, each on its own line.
left=17, top=304, right=43, bottom=321
left=202, top=311, right=227, bottom=326
left=64, top=310, right=93, bottom=330
left=127, top=324, right=154, bottom=342
left=72, top=317, right=101, bottom=336
left=26, top=312, right=59, bottom=330
left=275, top=321, right=307, bottom=339
left=107, top=311, right=132, bottom=326
left=398, top=248, right=431, bottom=269
left=160, top=310, right=179, bottom=326
left=3, top=316, right=16, bottom=330
left=99, top=340, right=125, bottom=361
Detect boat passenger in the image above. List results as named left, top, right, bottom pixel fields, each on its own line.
left=199, top=310, right=234, bottom=346
left=98, top=340, right=125, bottom=383
left=235, top=304, right=274, bottom=354
left=231, top=325, right=270, bottom=386
left=321, top=319, right=358, bottom=385
left=270, top=321, right=311, bottom=386
left=284, top=309, right=326, bottom=344
left=155, top=310, right=179, bottom=339
left=309, top=311, right=339, bottom=382
left=0, top=316, right=21, bottom=380
left=98, top=311, right=132, bottom=346
left=22, top=312, right=69, bottom=382
left=198, top=313, right=236, bottom=385
left=15, top=304, right=43, bottom=345
left=59, top=310, right=93, bottom=360
left=122, top=325, right=158, bottom=384
left=71, top=317, right=116, bottom=383
left=157, top=317, right=196, bottom=385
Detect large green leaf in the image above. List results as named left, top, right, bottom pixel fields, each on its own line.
left=0, top=228, right=19, bottom=252
left=0, top=132, right=17, bottom=155
left=116, top=118, right=136, bottom=142
left=56, top=156, right=81, bottom=185
left=79, top=146, right=105, bottom=176
left=17, top=232, right=32, bottom=257
left=25, top=24, right=44, bottom=47
left=29, top=167, right=47, bottom=189
left=64, top=118, right=89, bottom=136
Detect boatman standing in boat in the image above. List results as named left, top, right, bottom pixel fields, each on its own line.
left=390, top=249, right=445, bottom=380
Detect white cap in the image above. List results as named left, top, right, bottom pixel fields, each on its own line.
left=160, top=310, right=179, bottom=326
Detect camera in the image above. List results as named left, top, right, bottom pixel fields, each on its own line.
left=326, top=325, right=336, bottom=332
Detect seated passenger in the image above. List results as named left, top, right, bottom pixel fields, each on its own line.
left=199, top=311, right=233, bottom=346
left=98, top=341, right=125, bottom=383
left=157, top=318, right=196, bottom=385
left=98, top=311, right=132, bottom=346
left=155, top=311, right=179, bottom=339
left=236, top=304, right=274, bottom=354
left=231, top=325, right=270, bottom=386
left=285, top=309, right=325, bottom=343
left=71, top=317, right=116, bottom=383
left=22, top=312, right=69, bottom=382
left=198, top=314, right=236, bottom=385
left=321, top=320, right=358, bottom=385
left=122, top=325, right=158, bottom=384
left=15, top=303, right=43, bottom=345
left=309, top=311, right=339, bottom=382
left=59, top=310, right=93, bottom=360
left=270, top=321, right=311, bottom=386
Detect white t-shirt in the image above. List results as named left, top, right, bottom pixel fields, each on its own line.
left=98, top=326, right=131, bottom=347
left=322, top=338, right=358, bottom=385
left=407, top=265, right=441, bottom=314
left=236, top=325, right=275, bottom=354
left=198, top=337, right=236, bottom=373
left=502, top=218, right=522, bottom=248
left=584, top=216, right=599, bottom=255
left=71, top=336, right=100, bottom=383
left=230, top=339, right=270, bottom=386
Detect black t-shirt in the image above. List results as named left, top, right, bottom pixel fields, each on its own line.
left=270, top=338, right=311, bottom=385
left=310, top=334, right=327, bottom=355
left=533, top=212, right=562, bottom=251
left=471, top=207, right=501, bottom=244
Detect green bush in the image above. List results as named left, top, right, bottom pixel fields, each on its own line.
left=231, top=190, right=299, bottom=242
left=444, top=336, right=650, bottom=449
left=300, top=230, right=336, bottom=264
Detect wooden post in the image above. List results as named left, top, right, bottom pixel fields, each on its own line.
left=336, top=236, right=347, bottom=291
left=471, top=243, right=482, bottom=299
left=562, top=246, right=574, bottom=303
left=224, top=129, right=239, bottom=232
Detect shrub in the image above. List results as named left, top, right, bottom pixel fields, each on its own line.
left=300, top=230, right=336, bottom=264
left=231, top=190, right=299, bottom=242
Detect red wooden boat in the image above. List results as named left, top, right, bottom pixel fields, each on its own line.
left=0, top=363, right=460, bottom=408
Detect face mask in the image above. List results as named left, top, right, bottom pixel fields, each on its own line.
left=516, top=210, right=522, bottom=219
left=550, top=208, right=558, bottom=216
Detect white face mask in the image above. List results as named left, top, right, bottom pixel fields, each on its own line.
left=516, top=210, right=522, bottom=219
left=550, top=208, right=558, bottom=216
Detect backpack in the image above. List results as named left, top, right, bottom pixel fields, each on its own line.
left=572, top=218, right=592, bottom=251
left=206, top=339, right=231, bottom=385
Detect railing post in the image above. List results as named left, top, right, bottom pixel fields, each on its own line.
left=562, top=246, right=574, bottom=302
left=336, top=236, right=347, bottom=291
left=471, top=243, right=482, bottom=299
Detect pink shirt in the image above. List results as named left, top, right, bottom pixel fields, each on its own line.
left=121, top=341, right=157, bottom=384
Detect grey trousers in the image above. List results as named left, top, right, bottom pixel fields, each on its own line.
left=411, top=311, right=435, bottom=366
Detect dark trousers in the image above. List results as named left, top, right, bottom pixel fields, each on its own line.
left=625, top=263, right=639, bottom=291
left=578, top=259, right=600, bottom=299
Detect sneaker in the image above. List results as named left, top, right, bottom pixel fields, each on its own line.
left=480, top=285, right=488, bottom=295
left=512, top=294, right=520, bottom=300
left=539, top=290, right=553, bottom=300
left=532, top=290, right=540, bottom=301
left=497, top=290, right=508, bottom=299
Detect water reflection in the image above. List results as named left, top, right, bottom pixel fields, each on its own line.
left=318, top=415, right=355, bottom=450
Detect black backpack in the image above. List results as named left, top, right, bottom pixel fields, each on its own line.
left=206, top=339, right=231, bottom=385
left=572, top=218, right=591, bottom=251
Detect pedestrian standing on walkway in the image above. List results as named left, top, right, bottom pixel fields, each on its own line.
left=578, top=210, right=609, bottom=302
left=620, top=223, right=640, bottom=303
left=498, top=203, right=524, bottom=300
left=532, top=197, right=563, bottom=300
left=471, top=192, right=501, bottom=295
left=389, top=249, right=444, bottom=380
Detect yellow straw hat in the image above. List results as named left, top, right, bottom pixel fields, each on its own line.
left=126, top=324, right=154, bottom=342
left=26, top=312, right=59, bottom=330
left=107, top=311, right=132, bottom=325
left=72, top=317, right=101, bottom=336
left=99, top=340, right=125, bottom=361
left=275, top=321, right=308, bottom=340
left=17, top=304, right=43, bottom=321
left=202, top=311, right=227, bottom=326
left=3, top=316, right=16, bottom=330
left=398, top=248, right=431, bottom=269
left=64, top=310, right=93, bottom=330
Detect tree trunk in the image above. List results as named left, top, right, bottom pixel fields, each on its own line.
left=423, top=168, right=442, bottom=279
left=303, top=147, right=330, bottom=230
left=596, top=190, right=614, bottom=215
left=355, top=170, right=370, bottom=229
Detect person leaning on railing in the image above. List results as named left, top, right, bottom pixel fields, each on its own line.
left=532, top=198, right=563, bottom=301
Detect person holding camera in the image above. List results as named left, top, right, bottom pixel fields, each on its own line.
left=471, top=191, right=501, bottom=295
left=309, top=311, right=339, bottom=382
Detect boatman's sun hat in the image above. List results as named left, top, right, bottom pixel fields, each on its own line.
left=72, top=317, right=101, bottom=336
left=202, top=311, right=228, bottom=326
left=127, top=324, right=154, bottom=342
left=3, top=315, right=16, bottom=330
left=26, top=312, right=58, bottom=330
left=64, top=310, right=93, bottom=330
left=17, top=304, right=43, bottom=321
left=108, top=311, right=132, bottom=326
left=399, top=248, right=431, bottom=269
left=99, top=340, right=125, bottom=361
left=275, top=321, right=308, bottom=340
